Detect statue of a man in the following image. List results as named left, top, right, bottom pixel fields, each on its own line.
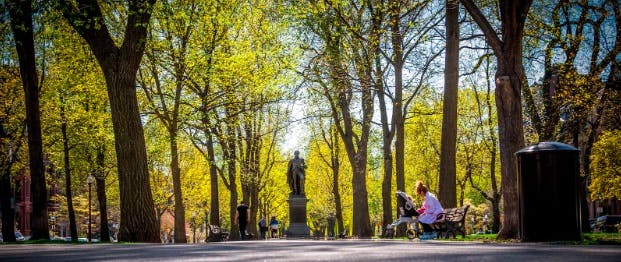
left=287, top=150, right=306, bottom=195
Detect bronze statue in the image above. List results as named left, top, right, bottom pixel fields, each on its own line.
left=287, top=150, right=306, bottom=195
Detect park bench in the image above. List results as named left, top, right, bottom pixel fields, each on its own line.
left=433, top=205, right=470, bottom=239
left=206, top=225, right=229, bottom=242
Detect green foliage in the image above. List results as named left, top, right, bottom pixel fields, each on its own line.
left=0, top=65, right=26, bottom=175
left=3, top=0, right=618, bottom=243
left=589, top=130, right=621, bottom=200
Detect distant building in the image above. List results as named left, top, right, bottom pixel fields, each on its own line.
left=14, top=168, right=31, bottom=236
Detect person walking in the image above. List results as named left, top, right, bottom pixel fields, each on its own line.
left=258, top=217, right=268, bottom=240
left=327, top=212, right=336, bottom=238
left=234, top=201, right=250, bottom=240
left=269, top=216, right=279, bottom=238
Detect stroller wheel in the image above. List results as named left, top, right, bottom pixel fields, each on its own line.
left=384, top=228, right=394, bottom=239
left=406, top=229, right=418, bottom=240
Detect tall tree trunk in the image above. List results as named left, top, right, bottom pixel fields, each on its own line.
left=170, top=131, right=187, bottom=243
left=491, top=195, right=501, bottom=233
left=439, top=0, right=459, bottom=208
left=390, top=0, right=406, bottom=196
left=331, top=128, right=345, bottom=235
left=249, top=187, right=259, bottom=237
left=378, top=88, right=393, bottom=235
left=461, top=0, right=532, bottom=239
left=494, top=60, right=526, bottom=239
left=58, top=0, right=160, bottom=242
left=0, top=169, right=16, bottom=242
left=60, top=101, right=78, bottom=242
left=7, top=0, right=49, bottom=240
left=206, top=131, right=220, bottom=226
left=351, top=153, right=372, bottom=238
left=109, top=77, right=160, bottom=242
left=95, top=147, right=110, bottom=242
left=228, top=159, right=238, bottom=240
left=388, top=0, right=407, bottom=237
left=224, top=121, right=239, bottom=240
left=376, top=15, right=393, bottom=235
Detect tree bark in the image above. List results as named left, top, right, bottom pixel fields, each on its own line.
left=388, top=0, right=407, bottom=237
left=109, top=75, right=160, bottom=242
left=7, top=0, right=49, bottom=240
left=58, top=0, right=160, bottom=242
left=331, top=127, right=345, bottom=235
left=439, top=0, right=460, bottom=208
left=378, top=82, right=394, bottom=235
left=223, top=113, right=239, bottom=240
left=60, top=100, right=77, bottom=242
left=170, top=131, right=187, bottom=243
left=390, top=0, right=406, bottom=197
left=206, top=131, right=220, bottom=226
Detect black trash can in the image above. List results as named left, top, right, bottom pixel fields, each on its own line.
left=516, top=142, right=581, bottom=242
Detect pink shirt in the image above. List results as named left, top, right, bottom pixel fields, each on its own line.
left=417, top=192, right=443, bottom=224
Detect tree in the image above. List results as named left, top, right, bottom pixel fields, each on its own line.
left=0, top=66, right=25, bottom=243
left=439, top=0, right=459, bottom=208
left=460, top=0, right=533, bottom=239
left=57, top=0, right=160, bottom=242
left=6, top=0, right=49, bottom=240
left=301, top=0, right=378, bottom=237
left=138, top=0, right=201, bottom=243
left=58, top=93, right=78, bottom=241
left=181, top=0, right=242, bottom=228
left=309, top=118, right=347, bottom=236
left=377, top=0, right=444, bottom=234
left=387, top=0, right=444, bottom=203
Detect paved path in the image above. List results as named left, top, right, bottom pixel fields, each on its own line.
left=1, top=239, right=620, bottom=261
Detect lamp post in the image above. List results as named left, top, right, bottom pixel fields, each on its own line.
left=87, top=174, right=94, bottom=242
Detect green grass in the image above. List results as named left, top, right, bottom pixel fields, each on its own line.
left=581, top=233, right=621, bottom=245
left=1, top=239, right=69, bottom=245
left=434, top=233, right=621, bottom=245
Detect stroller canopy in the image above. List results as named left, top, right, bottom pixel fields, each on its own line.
left=396, top=191, right=417, bottom=217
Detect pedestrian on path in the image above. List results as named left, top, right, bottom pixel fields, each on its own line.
left=234, top=201, right=250, bottom=240
left=258, top=217, right=268, bottom=239
left=269, top=216, right=279, bottom=238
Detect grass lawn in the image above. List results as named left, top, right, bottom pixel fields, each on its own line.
left=436, top=232, right=621, bottom=245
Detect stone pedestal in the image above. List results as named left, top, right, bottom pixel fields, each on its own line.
left=287, top=195, right=310, bottom=238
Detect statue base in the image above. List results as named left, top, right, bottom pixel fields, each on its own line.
left=287, top=194, right=310, bottom=238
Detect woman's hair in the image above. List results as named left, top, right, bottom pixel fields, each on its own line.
left=415, top=181, right=428, bottom=195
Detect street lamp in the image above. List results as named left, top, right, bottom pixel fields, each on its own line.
left=87, top=174, right=95, bottom=242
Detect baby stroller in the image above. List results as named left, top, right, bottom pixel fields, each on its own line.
left=206, top=225, right=229, bottom=242
left=384, top=191, right=421, bottom=240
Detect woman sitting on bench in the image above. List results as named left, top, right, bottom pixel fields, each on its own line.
left=414, top=181, right=443, bottom=240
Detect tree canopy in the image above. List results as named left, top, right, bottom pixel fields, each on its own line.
left=1, top=0, right=619, bottom=242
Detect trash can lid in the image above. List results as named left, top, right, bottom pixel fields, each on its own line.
left=515, top=141, right=579, bottom=155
